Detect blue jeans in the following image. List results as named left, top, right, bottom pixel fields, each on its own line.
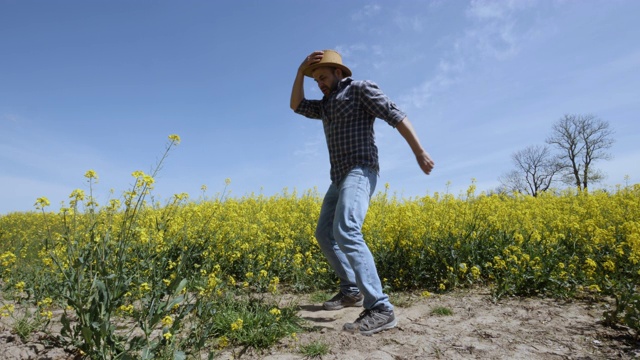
left=315, top=166, right=393, bottom=311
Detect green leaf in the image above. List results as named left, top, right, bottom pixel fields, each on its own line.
left=60, top=312, right=72, bottom=336
left=140, top=347, right=152, bottom=360
left=81, top=326, right=93, bottom=345
left=128, top=335, right=146, bottom=350
left=173, top=278, right=188, bottom=296
left=166, top=295, right=184, bottom=311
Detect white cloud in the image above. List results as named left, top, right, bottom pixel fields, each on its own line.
left=334, top=43, right=381, bottom=74
left=398, top=0, right=536, bottom=110
left=467, top=0, right=509, bottom=19
left=398, top=70, right=460, bottom=110
left=466, top=0, right=533, bottom=20
left=464, top=20, right=519, bottom=60
left=351, top=4, right=382, bottom=21
left=293, top=133, right=324, bottom=161
left=392, top=14, right=424, bottom=32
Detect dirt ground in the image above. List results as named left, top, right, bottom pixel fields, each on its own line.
left=1, top=287, right=639, bottom=359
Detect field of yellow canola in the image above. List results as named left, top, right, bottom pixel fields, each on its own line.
left=0, top=136, right=638, bottom=356
left=2, top=183, right=639, bottom=305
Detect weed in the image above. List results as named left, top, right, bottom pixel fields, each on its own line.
left=431, top=306, right=453, bottom=316
left=299, top=340, right=330, bottom=358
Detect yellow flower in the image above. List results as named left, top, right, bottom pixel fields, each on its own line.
left=139, top=283, right=151, bottom=292
left=269, top=308, right=281, bottom=316
left=163, top=332, right=172, bottom=341
left=84, top=169, right=98, bottom=180
left=439, top=283, right=446, bottom=291
left=0, top=304, right=15, bottom=317
left=458, top=263, right=468, bottom=274
left=40, top=310, right=53, bottom=320
left=218, top=336, right=229, bottom=349
left=268, top=276, right=280, bottom=294
left=0, top=251, right=17, bottom=267
left=119, top=304, right=134, bottom=314
left=470, top=266, right=481, bottom=279
left=161, top=315, right=174, bottom=327
left=602, top=260, right=615, bottom=272
left=293, top=253, right=303, bottom=267
left=69, top=189, right=85, bottom=201
left=587, top=284, right=601, bottom=293
left=34, top=197, right=50, bottom=209
left=38, top=297, right=53, bottom=307
left=15, top=281, right=25, bottom=292
left=168, top=134, right=181, bottom=144
left=131, top=171, right=155, bottom=187
left=230, top=318, right=243, bottom=331
left=421, top=291, right=432, bottom=298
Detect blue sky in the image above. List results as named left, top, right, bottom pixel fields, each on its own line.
left=2, top=0, right=639, bottom=214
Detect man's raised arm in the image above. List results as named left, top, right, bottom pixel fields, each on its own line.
left=290, top=51, right=323, bottom=111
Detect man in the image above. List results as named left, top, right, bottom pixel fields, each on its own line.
left=290, top=50, right=435, bottom=335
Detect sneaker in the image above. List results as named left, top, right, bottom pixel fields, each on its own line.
left=323, top=291, right=364, bottom=310
left=343, top=308, right=397, bottom=335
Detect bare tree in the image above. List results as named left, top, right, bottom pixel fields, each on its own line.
left=499, top=145, right=562, bottom=196
left=546, top=114, right=614, bottom=190
left=497, top=169, right=527, bottom=195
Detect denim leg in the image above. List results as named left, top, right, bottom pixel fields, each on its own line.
left=333, top=166, right=392, bottom=311
left=315, top=183, right=359, bottom=295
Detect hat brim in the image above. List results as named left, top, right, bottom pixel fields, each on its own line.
left=304, top=62, right=352, bottom=78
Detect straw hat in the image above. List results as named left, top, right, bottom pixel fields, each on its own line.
left=303, top=49, right=352, bottom=78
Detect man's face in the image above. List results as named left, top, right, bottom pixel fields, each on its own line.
left=312, top=67, right=342, bottom=96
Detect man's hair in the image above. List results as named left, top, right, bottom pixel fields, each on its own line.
left=312, top=66, right=344, bottom=79
left=330, top=66, right=344, bottom=78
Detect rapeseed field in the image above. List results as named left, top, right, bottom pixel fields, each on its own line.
left=1, top=135, right=638, bottom=358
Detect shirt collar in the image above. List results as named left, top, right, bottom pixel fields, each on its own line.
left=337, top=77, right=353, bottom=91
left=323, top=77, right=353, bottom=99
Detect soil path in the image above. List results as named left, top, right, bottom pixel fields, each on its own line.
left=2, top=288, right=638, bottom=359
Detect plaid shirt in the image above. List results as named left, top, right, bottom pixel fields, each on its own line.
left=295, top=78, right=406, bottom=184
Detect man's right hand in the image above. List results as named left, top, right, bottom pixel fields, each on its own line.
left=416, top=151, right=435, bottom=175
left=299, top=51, right=324, bottom=74
left=292, top=51, right=322, bottom=110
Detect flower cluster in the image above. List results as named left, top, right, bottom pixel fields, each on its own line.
left=1, top=176, right=639, bottom=339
